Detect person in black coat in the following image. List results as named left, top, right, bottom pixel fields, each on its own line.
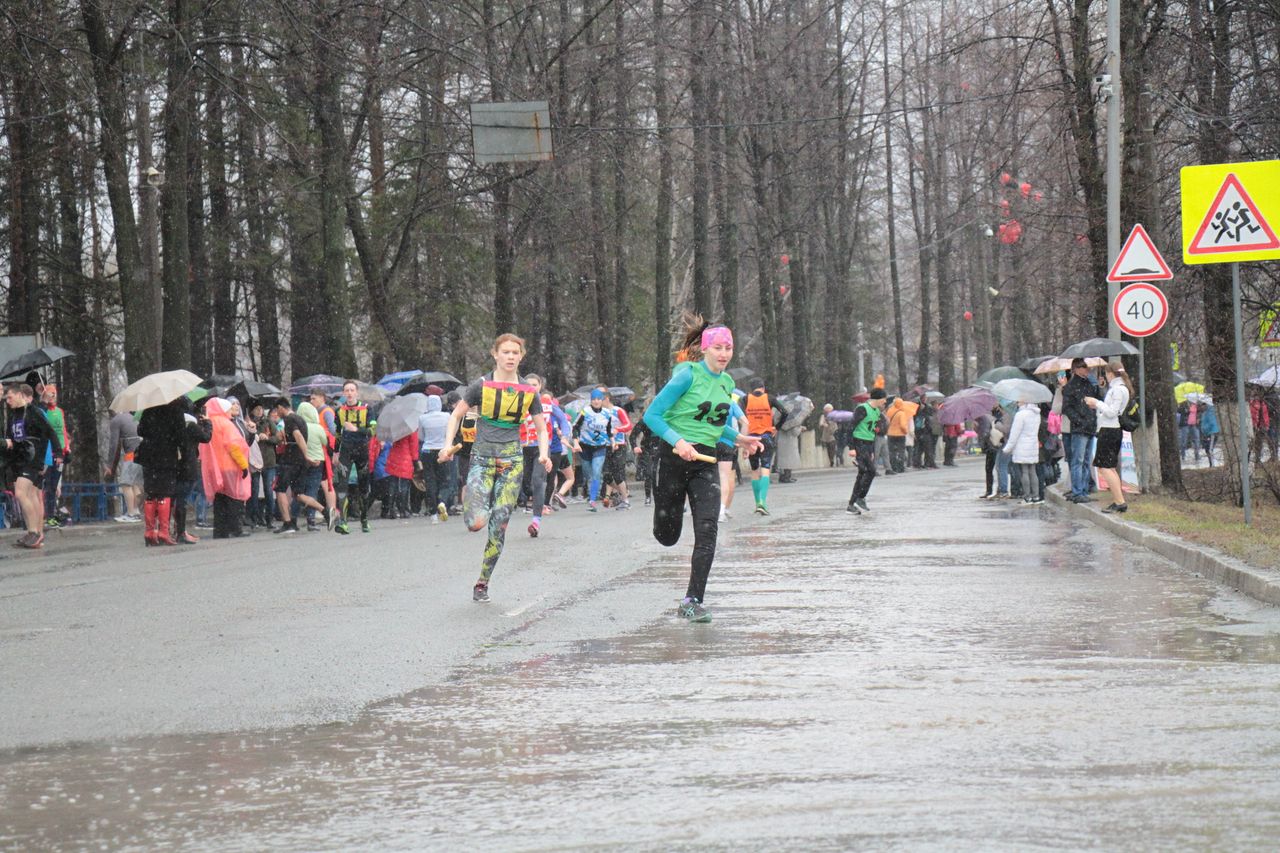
left=1060, top=359, right=1103, bottom=501
left=136, top=399, right=185, bottom=545
left=173, top=398, right=213, bottom=544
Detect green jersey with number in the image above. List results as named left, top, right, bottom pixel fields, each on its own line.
left=663, top=362, right=737, bottom=447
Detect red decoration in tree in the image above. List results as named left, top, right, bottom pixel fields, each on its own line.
left=779, top=285, right=790, bottom=296
left=998, top=220, right=1023, bottom=244
left=780, top=254, right=790, bottom=265
left=999, top=198, right=1011, bottom=214
left=1019, top=182, right=1032, bottom=198
left=1033, top=191, right=1043, bottom=202
left=963, top=310, right=973, bottom=321
left=999, top=172, right=1012, bottom=185
left=960, top=82, right=971, bottom=92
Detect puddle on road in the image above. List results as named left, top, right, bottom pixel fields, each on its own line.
left=5, top=499, right=1280, bottom=850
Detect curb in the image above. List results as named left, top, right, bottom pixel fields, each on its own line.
left=1047, top=488, right=1280, bottom=606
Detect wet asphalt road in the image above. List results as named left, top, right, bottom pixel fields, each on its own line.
left=4, top=461, right=1280, bottom=850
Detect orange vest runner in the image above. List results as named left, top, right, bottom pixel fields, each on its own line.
left=745, top=392, right=776, bottom=435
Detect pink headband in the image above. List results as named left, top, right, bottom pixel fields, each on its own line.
left=701, top=326, right=734, bottom=349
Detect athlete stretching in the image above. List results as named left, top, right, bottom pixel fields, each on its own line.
left=645, top=319, right=763, bottom=623
left=439, top=334, right=550, bottom=602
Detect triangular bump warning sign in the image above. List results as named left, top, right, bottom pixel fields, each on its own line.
left=1107, top=224, right=1173, bottom=282
left=1265, top=316, right=1280, bottom=345
left=1188, top=173, right=1280, bottom=255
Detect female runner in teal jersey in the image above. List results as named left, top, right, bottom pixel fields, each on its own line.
left=643, top=319, right=763, bottom=623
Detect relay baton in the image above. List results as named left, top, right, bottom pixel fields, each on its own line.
left=672, top=447, right=718, bottom=464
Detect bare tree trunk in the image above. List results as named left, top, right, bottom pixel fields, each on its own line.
left=312, top=4, right=357, bottom=376
left=81, top=0, right=158, bottom=379
left=3, top=64, right=40, bottom=333
left=652, top=0, right=674, bottom=385
left=160, top=0, right=193, bottom=369
left=206, top=14, right=235, bottom=375
left=611, top=0, right=631, bottom=381
left=689, top=0, right=713, bottom=319
left=883, top=23, right=907, bottom=394
left=1191, top=0, right=1243, bottom=503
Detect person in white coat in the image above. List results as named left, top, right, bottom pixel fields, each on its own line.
left=1002, top=400, right=1043, bottom=504
left=1085, top=362, right=1132, bottom=513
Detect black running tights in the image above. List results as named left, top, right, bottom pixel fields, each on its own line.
left=653, top=449, right=720, bottom=603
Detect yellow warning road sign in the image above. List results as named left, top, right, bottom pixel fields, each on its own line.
left=1181, top=160, right=1280, bottom=264
left=1261, top=303, right=1280, bottom=348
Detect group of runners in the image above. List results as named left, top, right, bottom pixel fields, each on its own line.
left=447, top=321, right=765, bottom=622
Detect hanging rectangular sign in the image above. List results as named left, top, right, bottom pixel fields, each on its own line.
left=470, top=101, right=554, bottom=164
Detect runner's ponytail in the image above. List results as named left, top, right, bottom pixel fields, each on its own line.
left=674, top=312, right=709, bottom=364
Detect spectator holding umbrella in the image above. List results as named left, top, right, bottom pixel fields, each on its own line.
left=1061, top=358, right=1102, bottom=503
left=136, top=399, right=185, bottom=546
left=2, top=383, right=56, bottom=548
left=1084, top=362, right=1132, bottom=513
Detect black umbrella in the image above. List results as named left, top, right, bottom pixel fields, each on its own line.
left=0, top=345, right=75, bottom=380
left=226, top=379, right=283, bottom=407
left=1018, top=354, right=1058, bottom=371
left=608, top=386, right=637, bottom=405
left=1059, top=337, right=1140, bottom=359
left=396, top=371, right=464, bottom=396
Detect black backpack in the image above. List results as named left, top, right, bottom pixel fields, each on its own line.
left=1118, top=399, right=1141, bottom=432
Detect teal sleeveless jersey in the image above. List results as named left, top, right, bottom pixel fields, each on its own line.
left=664, top=362, right=737, bottom=447
left=852, top=402, right=881, bottom=441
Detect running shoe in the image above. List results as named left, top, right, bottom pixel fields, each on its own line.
left=528, top=519, right=540, bottom=538
left=15, top=531, right=44, bottom=549
left=114, top=513, right=140, bottom=523
left=846, top=503, right=862, bottom=515
left=616, top=501, right=631, bottom=511
left=45, top=518, right=61, bottom=529
left=644, top=497, right=652, bottom=506
left=552, top=494, right=568, bottom=510
left=306, top=520, right=320, bottom=533
left=676, top=597, right=711, bottom=623
left=325, top=509, right=336, bottom=531
left=437, top=502, right=449, bottom=523
left=757, top=505, right=771, bottom=516
left=335, top=521, right=350, bottom=535
left=274, top=520, right=299, bottom=534
left=856, top=498, right=870, bottom=513
left=473, top=582, right=490, bottom=603
left=588, top=501, right=598, bottom=513
left=361, top=520, right=371, bottom=533
left=718, top=507, right=728, bottom=523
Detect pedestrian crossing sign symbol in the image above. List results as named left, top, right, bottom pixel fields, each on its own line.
left=1107, top=224, right=1172, bottom=283
left=1182, top=160, right=1280, bottom=264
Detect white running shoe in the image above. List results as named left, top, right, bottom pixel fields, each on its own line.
left=718, top=507, right=728, bottom=523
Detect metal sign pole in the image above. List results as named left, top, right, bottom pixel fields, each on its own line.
left=1231, top=261, right=1253, bottom=525
left=1138, top=337, right=1147, bottom=491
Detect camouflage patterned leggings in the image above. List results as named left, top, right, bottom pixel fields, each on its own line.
left=465, top=454, right=524, bottom=583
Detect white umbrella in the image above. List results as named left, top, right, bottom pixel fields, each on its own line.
left=991, top=377, right=1053, bottom=404
left=110, top=369, right=203, bottom=413
left=1248, top=365, right=1280, bottom=387
left=1033, top=356, right=1107, bottom=375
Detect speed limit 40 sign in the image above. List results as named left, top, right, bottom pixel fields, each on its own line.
left=1112, top=282, right=1168, bottom=337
